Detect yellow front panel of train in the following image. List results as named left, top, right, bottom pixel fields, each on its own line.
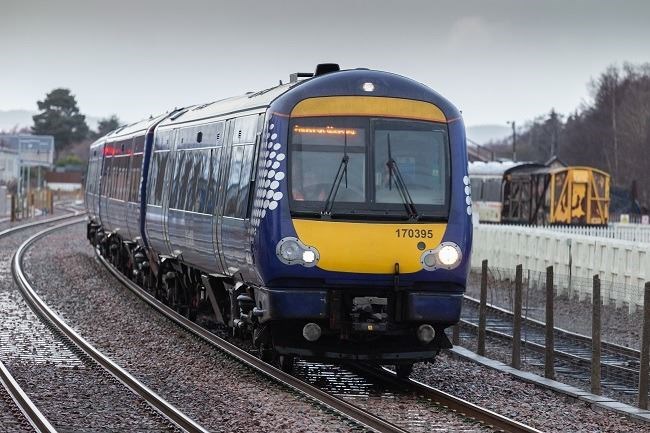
left=292, top=219, right=447, bottom=274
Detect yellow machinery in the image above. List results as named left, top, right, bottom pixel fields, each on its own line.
left=502, top=165, right=610, bottom=225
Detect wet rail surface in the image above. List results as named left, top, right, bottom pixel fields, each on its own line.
left=80, top=220, right=540, bottom=433
left=461, top=296, right=640, bottom=396
left=4, top=216, right=191, bottom=433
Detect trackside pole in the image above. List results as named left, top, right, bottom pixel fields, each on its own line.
left=477, top=260, right=488, bottom=356
left=638, top=282, right=650, bottom=409
left=545, top=266, right=555, bottom=380
left=512, top=264, right=523, bottom=369
left=452, top=324, right=460, bottom=345
left=591, top=275, right=602, bottom=395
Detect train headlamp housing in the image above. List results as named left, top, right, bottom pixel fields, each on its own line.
left=420, top=242, right=462, bottom=271
left=276, top=237, right=319, bottom=267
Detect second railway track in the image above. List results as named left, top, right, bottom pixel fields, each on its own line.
left=461, top=295, right=641, bottom=397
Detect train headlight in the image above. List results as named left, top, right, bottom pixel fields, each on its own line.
left=420, top=242, right=462, bottom=271
left=276, top=237, right=319, bottom=267
left=279, top=239, right=301, bottom=261
left=438, top=245, right=460, bottom=266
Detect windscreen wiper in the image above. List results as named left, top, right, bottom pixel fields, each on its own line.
left=321, top=132, right=349, bottom=217
left=386, top=134, right=419, bottom=221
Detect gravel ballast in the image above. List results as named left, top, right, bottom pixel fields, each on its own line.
left=26, top=222, right=650, bottom=432
left=0, top=220, right=179, bottom=433
left=25, top=223, right=364, bottom=433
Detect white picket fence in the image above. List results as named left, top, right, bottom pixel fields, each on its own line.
left=472, top=223, right=650, bottom=310
left=502, top=223, right=650, bottom=244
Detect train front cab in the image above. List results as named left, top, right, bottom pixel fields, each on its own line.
left=250, top=72, right=472, bottom=367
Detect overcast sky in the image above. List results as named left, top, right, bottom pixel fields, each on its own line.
left=2, top=0, right=649, bottom=128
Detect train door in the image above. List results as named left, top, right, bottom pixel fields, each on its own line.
left=569, top=169, right=589, bottom=224
left=216, top=114, right=260, bottom=276
left=161, top=128, right=179, bottom=256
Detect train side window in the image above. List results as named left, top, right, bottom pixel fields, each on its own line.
left=130, top=154, right=143, bottom=202
left=187, top=150, right=204, bottom=212
left=153, top=152, right=170, bottom=206
left=235, top=144, right=254, bottom=218
left=223, top=146, right=244, bottom=217
left=206, top=147, right=221, bottom=214
left=196, top=149, right=211, bottom=213
left=184, top=151, right=199, bottom=211
left=147, top=154, right=159, bottom=204
left=169, top=151, right=185, bottom=209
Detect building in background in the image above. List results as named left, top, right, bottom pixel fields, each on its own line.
left=0, top=134, right=54, bottom=190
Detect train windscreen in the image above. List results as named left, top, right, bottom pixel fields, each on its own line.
left=288, top=117, right=450, bottom=220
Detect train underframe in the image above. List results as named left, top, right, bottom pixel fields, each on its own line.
left=87, top=221, right=456, bottom=377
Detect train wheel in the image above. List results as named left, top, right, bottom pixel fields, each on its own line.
left=395, top=363, right=413, bottom=379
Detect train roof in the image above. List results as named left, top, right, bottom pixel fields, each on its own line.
left=106, top=113, right=170, bottom=141
left=156, top=83, right=297, bottom=129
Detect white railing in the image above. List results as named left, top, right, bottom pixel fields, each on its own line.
left=493, top=223, right=650, bottom=244
left=472, top=224, right=650, bottom=310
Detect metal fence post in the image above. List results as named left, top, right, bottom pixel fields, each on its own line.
left=477, top=259, right=488, bottom=356
left=545, top=266, right=555, bottom=380
left=512, top=264, right=523, bottom=369
left=10, top=194, right=16, bottom=222
left=638, top=282, right=650, bottom=409
left=592, top=275, right=601, bottom=395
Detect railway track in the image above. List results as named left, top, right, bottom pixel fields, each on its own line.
left=0, top=210, right=88, bottom=433
left=92, top=225, right=540, bottom=433
left=11, top=217, right=209, bottom=433
left=461, top=295, right=640, bottom=395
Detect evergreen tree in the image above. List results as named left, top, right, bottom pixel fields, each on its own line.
left=32, top=88, right=89, bottom=155
left=93, top=115, right=122, bottom=138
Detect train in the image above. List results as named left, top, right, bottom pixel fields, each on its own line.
left=85, top=64, right=472, bottom=377
left=469, top=161, right=610, bottom=225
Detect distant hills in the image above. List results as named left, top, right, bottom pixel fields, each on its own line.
left=0, top=109, right=99, bottom=133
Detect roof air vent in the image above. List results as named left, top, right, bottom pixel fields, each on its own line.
left=314, top=63, right=340, bottom=76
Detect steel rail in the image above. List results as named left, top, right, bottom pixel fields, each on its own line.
left=12, top=218, right=209, bottom=433
left=0, top=361, right=58, bottom=433
left=464, top=295, right=640, bottom=358
left=347, top=362, right=542, bottom=433
left=0, top=208, right=88, bottom=433
left=95, top=244, right=410, bottom=433
left=461, top=296, right=639, bottom=380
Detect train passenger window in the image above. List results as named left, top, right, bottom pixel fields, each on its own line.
left=206, top=147, right=221, bottom=214
left=235, top=145, right=254, bottom=218
left=130, top=154, right=143, bottom=202
left=152, top=152, right=170, bottom=206
left=196, top=150, right=211, bottom=213
left=185, top=151, right=199, bottom=211
left=169, top=151, right=186, bottom=209
left=134, top=135, right=146, bottom=153
left=223, top=146, right=244, bottom=217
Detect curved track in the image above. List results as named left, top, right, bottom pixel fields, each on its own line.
left=461, top=296, right=639, bottom=392
left=12, top=218, right=209, bottom=433
left=0, top=210, right=87, bottom=433
left=94, top=231, right=540, bottom=433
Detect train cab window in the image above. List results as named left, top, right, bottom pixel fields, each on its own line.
left=373, top=119, right=448, bottom=207
left=290, top=119, right=366, bottom=204
left=235, top=145, right=254, bottom=217
left=289, top=117, right=449, bottom=219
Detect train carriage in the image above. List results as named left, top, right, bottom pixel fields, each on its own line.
left=86, top=65, right=472, bottom=375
